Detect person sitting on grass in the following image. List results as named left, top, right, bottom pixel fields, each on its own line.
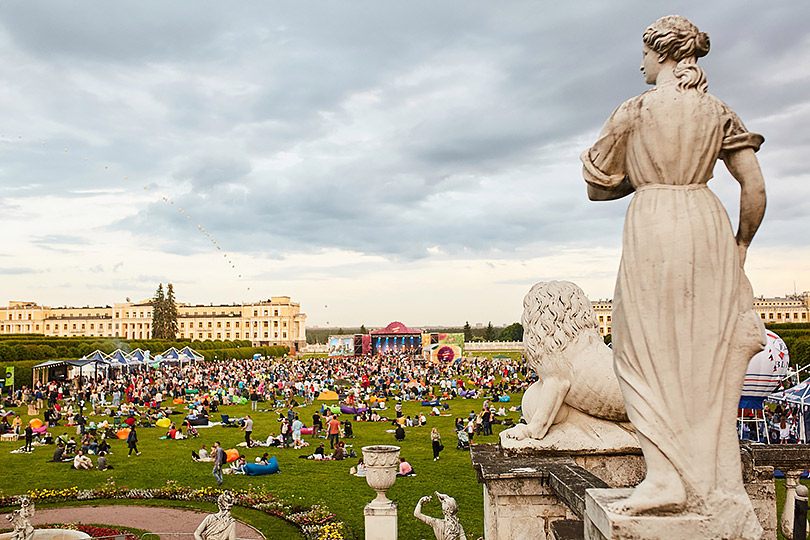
left=302, top=442, right=326, bottom=460
left=396, top=457, right=415, bottom=477
left=97, top=450, right=112, bottom=471
left=258, top=453, right=269, bottom=465
left=332, top=441, right=346, bottom=460
left=73, top=450, right=93, bottom=470
left=192, top=444, right=214, bottom=462
left=350, top=457, right=367, bottom=477
left=395, top=425, right=405, bottom=441
left=230, top=455, right=247, bottom=474
left=50, top=444, right=67, bottom=462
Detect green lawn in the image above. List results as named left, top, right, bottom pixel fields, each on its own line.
left=0, top=394, right=521, bottom=540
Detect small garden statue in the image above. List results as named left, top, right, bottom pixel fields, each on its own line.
left=414, top=492, right=466, bottom=540
left=6, top=496, right=35, bottom=540
left=194, top=492, right=236, bottom=540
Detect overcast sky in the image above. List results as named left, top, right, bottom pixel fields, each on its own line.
left=1, top=1, right=808, bottom=327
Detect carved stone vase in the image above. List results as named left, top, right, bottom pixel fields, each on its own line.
left=362, top=445, right=400, bottom=508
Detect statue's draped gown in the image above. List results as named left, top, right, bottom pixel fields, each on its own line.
left=581, top=81, right=763, bottom=508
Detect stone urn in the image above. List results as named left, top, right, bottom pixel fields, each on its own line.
left=362, top=445, right=400, bottom=508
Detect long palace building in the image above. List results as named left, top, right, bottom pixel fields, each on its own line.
left=592, top=292, right=810, bottom=337
left=0, top=296, right=306, bottom=352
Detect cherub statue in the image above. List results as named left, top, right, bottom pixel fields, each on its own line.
left=500, top=281, right=637, bottom=452
left=6, top=496, right=35, bottom=540
left=414, top=492, right=466, bottom=540
left=194, top=492, right=236, bottom=540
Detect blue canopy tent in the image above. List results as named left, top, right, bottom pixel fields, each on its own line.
left=128, top=348, right=148, bottom=363
left=766, top=381, right=810, bottom=443
left=178, top=346, right=203, bottom=361
left=107, top=349, right=131, bottom=372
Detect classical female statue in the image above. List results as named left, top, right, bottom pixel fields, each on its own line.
left=194, top=492, right=236, bottom=540
left=581, top=14, right=766, bottom=535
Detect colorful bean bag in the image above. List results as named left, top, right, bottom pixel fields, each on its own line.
left=301, top=427, right=313, bottom=435
left=184, top=389, right=199, bottom=395
left=245, top=457, right=279, bottom=475
left=225, top=449, right=239, bottom=462
left=156, top=418, right=171, bottom=428
left=173, top=398, right=184, bottom=405
left=116, top=428, right=131, bottom=439
left=28, top=418, right=43, bottom=428
left=32, top=426, right=48, bottom=435
left=186, top=416, right=209, bottom=426
left=329, top=406, right=341, bottom=414
left=499, top=396, right=511, bottom=402
left=421, top=400, right=440, bottom=407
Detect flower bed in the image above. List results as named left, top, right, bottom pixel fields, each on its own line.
left=41, top=524, right=139, bottom=540
left=0, top=480, right=343, bottom=540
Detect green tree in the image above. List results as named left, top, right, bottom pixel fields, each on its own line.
left=152, top=284, right=167, bottom=340
left=498, top=322, right=523, bottom=342
left=166, top=283, right=179, bottom=340
left=463, top=322, right=472, bottom=342
left=484, top=321, right=496, bottom=341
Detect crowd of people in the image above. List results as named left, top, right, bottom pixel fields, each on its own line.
left=0, top=352, right=531, bottom=477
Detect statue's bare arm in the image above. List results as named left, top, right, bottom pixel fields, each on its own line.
left=724, top=148, right=766, bottom=266
left=414, top=496, right=438, bottom=527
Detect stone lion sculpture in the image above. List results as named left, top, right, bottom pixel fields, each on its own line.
left=501, top=281, right=638, bottom=452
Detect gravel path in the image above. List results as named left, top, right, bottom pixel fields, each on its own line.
left=31, top=505, right=265, bottom=540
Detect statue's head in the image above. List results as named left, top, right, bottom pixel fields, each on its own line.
left=434, top=492, right=458, bottom=517
left=522, top=281, right=600, bottom=360
left=642, top=15, right=710, bottom=91
left=217, top=491, right=235, bottom=512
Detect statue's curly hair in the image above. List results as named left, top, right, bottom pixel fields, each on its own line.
left=522, top=281, right=600, bottom=359
left=643, top=15, right=710, bottom=93
left=217, top=491, right=235, bottom=510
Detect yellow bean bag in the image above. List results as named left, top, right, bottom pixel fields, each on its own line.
left=225, top=448, right=239, bottom=462
left=156, top=418, right=171, bottom=428
left=117, top=428, right=131, bottom=439
left=28, top=418, right=43, bottom=428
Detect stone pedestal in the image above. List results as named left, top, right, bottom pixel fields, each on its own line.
left=364, top=502, right=398, bottom=540
left=471, top=444, right=640, bottom=540
left=584, top=488, right=719, bottom=540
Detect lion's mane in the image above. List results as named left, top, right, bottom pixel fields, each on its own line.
left=522, top=281, right=600, bottom=360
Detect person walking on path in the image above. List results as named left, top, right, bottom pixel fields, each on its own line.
left=242, top=415, right=253, bottom=447
left=431, top=427, right=443, bottom=461
left=126, top=426, right=140, bottom=457
left=212, top=441, right=225, bottom=486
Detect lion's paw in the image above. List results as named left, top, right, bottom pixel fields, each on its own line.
left=502, top=423, right=533, bottom=441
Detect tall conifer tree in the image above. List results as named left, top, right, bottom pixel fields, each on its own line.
left=152, top=284, right=167, bottom=339
left=166, top=283, right=179, bottom=340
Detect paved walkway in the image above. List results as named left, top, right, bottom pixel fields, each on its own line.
left=31, top=505, right=265, bottom=540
